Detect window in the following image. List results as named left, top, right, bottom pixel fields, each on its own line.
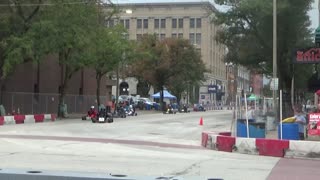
left=143, top=19, right=148, bottom=29
left=155, top=33, right=159, bottom=39
left=161, top=19, right=166, bottom=28
left=178, top=18, right=183, bottom=28
left=137, top=19, right=142, bottom=29
left=107, top=19, right=114, bottom=27
left=125, top=19, right=130, bottom=29
left=190, top=18, right=195, bottom=28
left=178, top=33, right=183, bottom=39
left=189, top=33, right=195, bottom=44
left=196, top=18, right=201, bottom=28
left=172, top=33, right=177, bottom=38
left=154, top=19, right=159, bottom=28
left=136, top=34, right=142, bottom=41
left=160, top=33, right=166, bottom=40
left=172, top=18, right=177, bottom=28
left=120, top=19, right=124, bottom=26
left=196, top=33, right=201, bottom=45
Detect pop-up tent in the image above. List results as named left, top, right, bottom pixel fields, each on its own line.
left=152, top=90, right=176, bottom=99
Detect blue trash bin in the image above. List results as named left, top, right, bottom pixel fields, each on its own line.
left=237, top=119, right=265, bottom=138
left=278, top=123, right=299, bottom=140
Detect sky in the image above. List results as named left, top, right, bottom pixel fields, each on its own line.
left=112, top=0, right=319, bottom=30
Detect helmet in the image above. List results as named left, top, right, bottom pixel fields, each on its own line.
left=91, top=106, right=94, bottom=109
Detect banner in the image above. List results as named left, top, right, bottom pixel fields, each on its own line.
left=308, top=113, right=320, bottom=136
left=293, top=48, right=320, bottom=64
left=208, top=85, right=217, bottom=93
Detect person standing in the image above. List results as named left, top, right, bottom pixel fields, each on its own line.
left=294, top=104, right=307, bottom=140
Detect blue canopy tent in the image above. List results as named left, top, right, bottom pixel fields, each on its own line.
left=152, top=90, right=177, bottom=99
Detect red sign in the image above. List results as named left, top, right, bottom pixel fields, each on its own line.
left=308, top=113, right=320, bottom=136
left=294, top=48, right=320, bottom=63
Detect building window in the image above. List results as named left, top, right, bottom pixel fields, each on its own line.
left=125, top=19, right=130, bottom=29
left=172, top=33, right=177, bottom=38
left=196, top=33, right=201, bottom=45
left=160, top=34, right=166, bottom=41
left=189, top=33, right=195, bottom=44
left=178, top=18, right=183, bottom=28
left=120, top=19, right=124, bottom=26
left=172, top=18, right=177, bottom=28
left=143, top=19, right=148, bottom=29
left=106, top=19, right=114, bottom=27
left=137, top=19, right=142, bottom=29
left=161, top=19, right=166, bottom=28
left=196, top=18, right=201, bottom=28
left=136, top=34, right=142, bottom=41
left=154, top=19, right=159, bottom=28
left=178, top=33, right=183, bottom=39
left=190, top=18, right=195, bottom=28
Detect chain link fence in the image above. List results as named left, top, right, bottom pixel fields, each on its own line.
left=2, top=92, right=107, bottom=115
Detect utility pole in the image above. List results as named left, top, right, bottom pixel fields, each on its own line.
left=273, top=0, right=278, bottom=120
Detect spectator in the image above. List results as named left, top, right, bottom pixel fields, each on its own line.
left=293, top=104, right=307, bottom=140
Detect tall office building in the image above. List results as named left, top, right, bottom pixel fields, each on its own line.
left=110, top=1, right=227, bottom=104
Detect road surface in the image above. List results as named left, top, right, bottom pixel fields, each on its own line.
left=0, top=110, right=319, bottom=179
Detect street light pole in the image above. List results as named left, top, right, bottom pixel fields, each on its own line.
left=273, top=0, right=278, bottom=119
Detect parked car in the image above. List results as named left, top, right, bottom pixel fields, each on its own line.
left=136, top=98, right=155, bottom=110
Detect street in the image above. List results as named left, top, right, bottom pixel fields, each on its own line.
left=0, top=110, right=318, bottom=180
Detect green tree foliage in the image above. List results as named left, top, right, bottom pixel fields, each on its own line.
left=213, top=0, right=313, bottom=91
left=22, top=0, right=98, bottom=117
left=89, top=25, right=130, bottom=106
left=131, top=35, right=206, bottom=109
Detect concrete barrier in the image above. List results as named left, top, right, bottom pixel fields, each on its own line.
left=235, top=137, right=258, bottom=155
left=286, top=140, right=320, bottom=158
left=0, top=114, right=56, bottom=126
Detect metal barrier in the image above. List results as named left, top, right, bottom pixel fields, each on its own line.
left=2, top=92, right=107, bottom=115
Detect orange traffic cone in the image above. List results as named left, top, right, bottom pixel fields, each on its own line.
left=199, top=117, right=203, bottom=126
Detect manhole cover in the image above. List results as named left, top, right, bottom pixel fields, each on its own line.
left=110, top=174, right=127, bottom=177
left=27, top=171, right=42, bottom=174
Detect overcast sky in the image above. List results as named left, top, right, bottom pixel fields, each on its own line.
left=112, top=0, right=319, bottom=30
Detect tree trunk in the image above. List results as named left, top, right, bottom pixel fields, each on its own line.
left=96, top=73, right=102, bottom=107
left=160, top=86, right=165, bottom=111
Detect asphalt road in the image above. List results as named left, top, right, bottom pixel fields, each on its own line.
left=0, top=110, right=318, bottom=180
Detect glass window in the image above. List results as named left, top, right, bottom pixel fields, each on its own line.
left=178, top=33, right=183, bottom=39
left=154, top=19, right=159, bottom=28
left=189, top=33, right=195, bottom=44
left=196, top=18, right=201, bottom=28
left=136, top=34, right=142, bottom=41
left=125, top=19, right=130, bottom=29
left=160, top=34, right=166, bottom=41
left=178, top=18, right=183, bottom=28
left=196, top=33, right=201, bottom=45
left=120, top=19, right=124, bottom=26
left=190, top=18, right=195, bottom=28
left=109, top=19, right=114, bottom=27
left=172, top=19, right=177, bottom=28
left=137, top=19, right=142, bottom=29
left=172, top=33, right=177, bottom=38
left=161, top=19, right=166, bottom=28
left=143, top=19, right=148, bottom=29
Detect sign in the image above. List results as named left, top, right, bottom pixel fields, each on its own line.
left=208, top=85, right=217, bottom=93
left=270, top=78, right=279, bottom=91
left=293, top=48, right=320, bottom=63
left=308, top=113, right=320, bottom=136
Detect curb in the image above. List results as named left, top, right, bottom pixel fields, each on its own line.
left=0, top=114, right=56, bottom=126
left=202, top=131, right=320, bottom=158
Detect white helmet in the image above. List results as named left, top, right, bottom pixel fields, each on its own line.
left=91, top=106, right=94, bottom=109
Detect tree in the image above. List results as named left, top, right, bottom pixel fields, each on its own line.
left=165, top=39, right=206, bottom=105
left=16, top=0, right=101, bottom=117
left=89, top=25, right=129, bottom=106
left=213, top=0, right=314, bottom=111
left=0, top=0, right=43, bottom=104
left=131, top=35, right=206, bottom=110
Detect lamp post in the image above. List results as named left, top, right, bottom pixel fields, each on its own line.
left=273, top=0, right=278, bottom=119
